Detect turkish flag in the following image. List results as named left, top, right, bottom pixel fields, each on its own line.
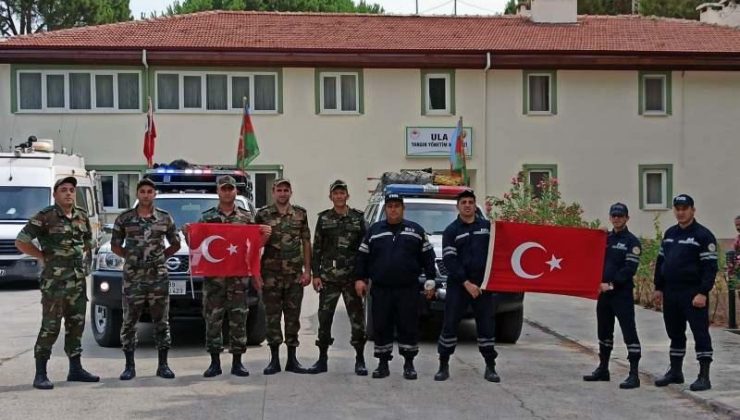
left=188, top=223, right=263, bottom=277
left=481, top=222, right=607, bottom=299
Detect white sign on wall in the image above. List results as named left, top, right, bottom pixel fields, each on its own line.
left=406, top=126, right=473, bottom=157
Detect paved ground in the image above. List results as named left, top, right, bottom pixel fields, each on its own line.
left=0, top=282, right=731, bottom=420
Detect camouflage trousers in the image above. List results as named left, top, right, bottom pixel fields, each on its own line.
left=203, top=277, right=249, bottom=354
left=121, top=268, right=171, bottom=351
left=316, top=280, right=366, bottom=348
left=34, top=277, right=87, bottom=360
left=263, top=271, right=304, bottom=347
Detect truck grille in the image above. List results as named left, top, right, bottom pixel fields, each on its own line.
left=0, top=239, right=19, bottom=255
left=436, top=259, right=448, bottom=276
left=165, top=255, right=190, bottom=274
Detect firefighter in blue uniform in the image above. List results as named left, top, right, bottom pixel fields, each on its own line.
left=653, top=194, right=718, bottom=392
left=355, top=193, right=436, bottom=380
left=583, top=203, right=642, bottom=389
left=434, top=189, right=500, bottom=383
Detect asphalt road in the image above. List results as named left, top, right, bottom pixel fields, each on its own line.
left=0, top=282, right=729, bottom=420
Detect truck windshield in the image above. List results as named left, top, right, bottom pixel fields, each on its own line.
left=379, top=201, right=484, bottom=235
left=0, top=187, right=51, bottom=221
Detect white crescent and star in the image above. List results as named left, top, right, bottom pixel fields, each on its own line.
left=200, top=235, right=239, bottom=263
left=511, top=242, right=564, bottom=279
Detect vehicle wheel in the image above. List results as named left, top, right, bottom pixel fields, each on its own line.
left=365, top=293, right=374, bottom=341
left=495, top=308, right=523, bottom=344
left=246, top=300, right=266, bottom=345
left=90, top=302, right=122, bottom=347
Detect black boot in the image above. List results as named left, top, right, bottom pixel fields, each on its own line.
left=67, top=355, right=100, bottom=382
left=156, top=349, right=175, bottom=379
left=583, top=353, right=610, bottom=381
left=308, top=345, right=328, bottom=374
left=119, top=350, right=136, bottom=381
left=484, top=356, right=501, bottom=383
left=372, top=357, right=390, bottom=379
left=655, top=356, right=684, bottom=387
left=689, top=359, right=712, bottom=392
left=33, top=358, right=53, bottom=390
left=354, top=346, right=368, bottom=376
left=434, top=355, right=450, bottom=381
left=203, top=352, right=222, bottom=378
left=231, top=353, right=250, bottom=377
left=403, top=356, right=417, bottom=380
left=619, top=358, right=640, bottom=389
left=263, top=345, right=281, bottom=375
left=285, top=346, right=309, bottom=374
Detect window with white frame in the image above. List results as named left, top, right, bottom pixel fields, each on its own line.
left=100, top=172, right=140, bottom=210
left=16, top=70, right=141, bottom=112
left=424, top=73, right=451, bottom=114
left=642, top=74, right=667, bottom=114
left=319, top=72, right=359, bottom=113
left=155, top=71, right=278, bottom=113
left=641, top=167, right=670, bottom=209
left=527, top=73, right=552, bottom=114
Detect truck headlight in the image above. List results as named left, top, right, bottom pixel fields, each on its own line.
left=95, top=252, right=124, bottom=271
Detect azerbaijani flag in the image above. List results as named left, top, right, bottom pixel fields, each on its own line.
left=236, top=101, right=260, bottom=171
left=449, top=116, right=468, bottom=185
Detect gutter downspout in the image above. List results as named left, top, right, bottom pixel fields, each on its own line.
left=482, top=52, right=491, bottom=205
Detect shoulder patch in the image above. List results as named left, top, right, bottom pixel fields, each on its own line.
left=632, top=246, right=641, bottom=255
left=708, top=243, right=716, bottom=252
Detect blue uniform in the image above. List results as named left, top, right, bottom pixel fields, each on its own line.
left=596, top=228, right=642, bottom=362
left=356, top=219, right=436, bottom=359
left=654, top=220, right=718, bottom=362
left=437, top=217, right=496, bottom=359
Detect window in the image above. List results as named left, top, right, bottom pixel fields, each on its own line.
left=318, top=71, right=360, bottom=114
left=75, top=186, right=96, bottom=216
left=523, top=164, right=558, bottom=198
left=524, top=71, right=557, bottom=115
left=639, top=164, right=673, bottom=210
left=639, top=72, right=672, bottom=115
left=250, top=172, right=278, bottom=209
left=15, top=69, right=141, bottom=113
left=155, top=71, right=280, bottom=113
left=421, top=70, right=454, bottom=115
left=100, top=172, right=140, bottom=210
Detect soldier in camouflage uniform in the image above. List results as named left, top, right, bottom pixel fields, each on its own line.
left=188, top=175, right=270, bottom=378
left=255, top=178, right=312, bottom=375
left=307, top=180, right=368, bottom=375
left=15, top=176, right=99, bottom=390
left=111, top=178, right=181, bottom=380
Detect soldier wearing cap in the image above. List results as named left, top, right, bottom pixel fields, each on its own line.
left=307, top=180, right=368, bottom=375
left=653, top=194, right=718, bottom=391
left=583, top=202, right=642, bottom=389
left=434, top=189, right=500, bottom=383
left=185, top=175, right=270, bottom=378
left=255, top=178, right=312, bottom=374
left=16, top=176, right=99, bottom=389
left=355, top=192, right=436, bottom=380
left=111, top=177, right=181, bottom=380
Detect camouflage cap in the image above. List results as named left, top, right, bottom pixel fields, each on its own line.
left=273, top=178, right=291, bottom=188
left=217, top=175, right=237, bottom=187
left=329, top=179, right=348, bottom=192
left=53, top=176, right=77, bottom=191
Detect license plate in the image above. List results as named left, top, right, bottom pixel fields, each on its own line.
left=0, top=269, right=5, bottom=276
left=169, top=280, right=186, bottom=295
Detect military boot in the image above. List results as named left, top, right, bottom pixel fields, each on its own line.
left=619, top=358, right=640, bottom=389
left=689, top=359, right=712, bottom=392
left=119, top=351, right=136, bottom=381
left=655, top=356, right=684, bottom=387
left=156, top=349, right=175, bottom=379
left=67, top=355, right=100, bottom=382
left=308, top=345, right=328, bottom=374
left=354, top=345, right=368, bottom=376
left=372, top=357, right=390, bottom=379
left=231, top=353, right=250, bottom=377
left=33, top=358, right=53, bottom=390
left=484, top=356, right=501, bottom=383
left=434, top=355, right=450, bottom=381
left=203, top=352, right=222, bottom=378
left=402, top=356, right=417, bottom=380
left=263, top=345, right=281, bottom=375
left=583, top=353, right=610, bottom=382
left=285, top=346, right=309, bottom=374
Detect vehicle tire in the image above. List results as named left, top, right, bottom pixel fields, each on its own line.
left=90, top=302, right=122, bottom=347
left=495, top=307, right=523, bottom=344
left=246, top=300, right=266, bottom=345
left=365, top=293, right=374, bottom=341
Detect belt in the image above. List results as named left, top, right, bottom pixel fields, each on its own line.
left=128, top=261, right=165, bottom=269
left=46, top=259, right=84, bottom=268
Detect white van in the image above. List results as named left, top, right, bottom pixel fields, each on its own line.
left=0, top=137, right=104, bottom=284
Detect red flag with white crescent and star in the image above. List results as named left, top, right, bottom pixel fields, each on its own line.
left=481, top=221, right=607, bottom=299
left=188, top=223, right=263, bottom=277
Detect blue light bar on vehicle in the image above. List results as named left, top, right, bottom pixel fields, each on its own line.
left=384, top=184, right=470, bottom=198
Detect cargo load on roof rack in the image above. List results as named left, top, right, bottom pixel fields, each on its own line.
left=374, top=169, right=464, bottom=193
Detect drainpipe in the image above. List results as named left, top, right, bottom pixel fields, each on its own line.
left=142, top=49, right=149, bottom=108
left=482, top=52, right=491, bottom=202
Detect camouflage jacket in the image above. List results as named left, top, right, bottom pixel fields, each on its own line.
left=17, top=204, right=93, bottom=282
left=111, top=206, right=179, bottom=269
left=311, top=207, right=366, bottom=282
left=198, top=205, right=254, bottom=281
left=255, top=203, right=310, bottom=274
